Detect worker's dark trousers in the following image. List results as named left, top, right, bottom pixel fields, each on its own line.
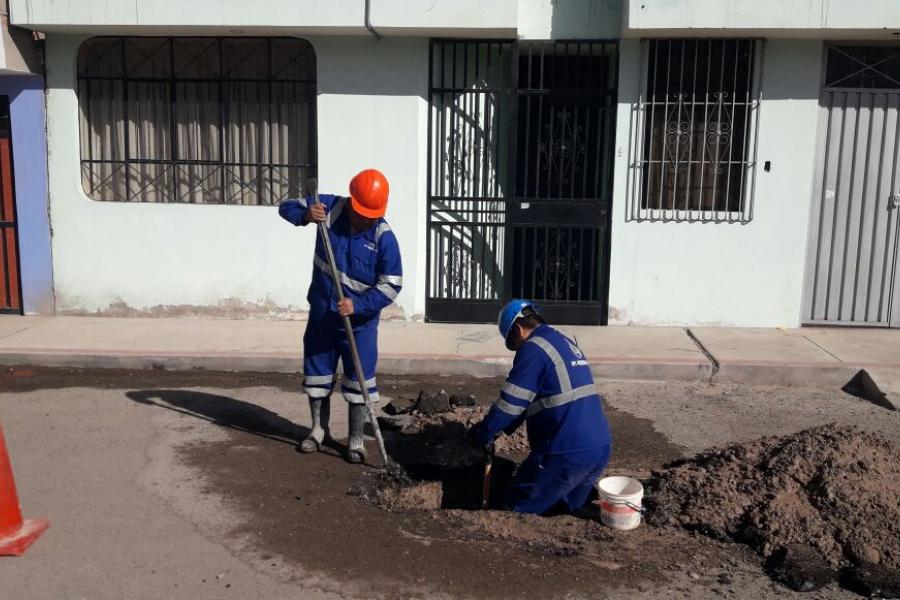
left=504, top=444, right=611, bottom=515
left=302, top=311, right=379, bottom=404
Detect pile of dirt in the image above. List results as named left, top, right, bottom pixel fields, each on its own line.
left=646, top=424, right=900, bottom=589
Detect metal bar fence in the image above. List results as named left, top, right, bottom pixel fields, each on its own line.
left=629, top=38, right=761, bottom=223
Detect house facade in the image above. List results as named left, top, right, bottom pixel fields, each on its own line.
left=8, top=0, right=900, bottom=327
left=0, top=0, right=51, bottom=315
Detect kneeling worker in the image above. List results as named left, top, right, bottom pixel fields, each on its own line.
left=470, top=300, right=612, bottom=514
left=278, top=169, right=402, bottom=464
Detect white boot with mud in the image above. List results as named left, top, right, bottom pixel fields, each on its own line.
left=300, top=397, right=331, bottom=453
left=346, top=404, right=368, bottom=464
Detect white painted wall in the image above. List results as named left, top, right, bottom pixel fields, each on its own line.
left=517, top=0, right=622, bottom=40
left=11, top=0, right=363, bottom=32
left=312, top=36, right=429, bottom=319
left=11, top=0, right=517, bottom=37
left=625, top=0, right=900, bottom=36
left=44, top=33, right=428, bottom=318
left=370, top=0, right=517, bottom=36
left=608, top=39, right=825, bottom=327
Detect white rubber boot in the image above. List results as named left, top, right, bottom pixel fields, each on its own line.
left=346, top=404, right=368, bottom=464
left=300, top=397, right=331, bottom=453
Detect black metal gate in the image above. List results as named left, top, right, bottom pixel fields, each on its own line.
left=426, top=40, right=618, bottom=324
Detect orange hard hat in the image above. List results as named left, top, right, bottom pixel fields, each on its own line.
left=349, top=169, right=389, bottom=219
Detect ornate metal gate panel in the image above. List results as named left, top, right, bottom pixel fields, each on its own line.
left=427, top=40, right=618, bottom=324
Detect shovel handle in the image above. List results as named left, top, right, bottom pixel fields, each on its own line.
left=481, top=446, right=494, bottom=510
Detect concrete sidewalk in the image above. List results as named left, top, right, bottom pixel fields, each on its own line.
left=0, top=316, right=898, bottom=394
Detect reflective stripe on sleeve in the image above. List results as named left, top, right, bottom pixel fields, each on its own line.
left=379, top=274, right=402, bottom=286
left=376, top=283, right=399, bottom=300
left=525, top=384, right=597, bottom=417
left=501, top=381, right=537, bottom=402
left=495, top=398, right=527, bottom=416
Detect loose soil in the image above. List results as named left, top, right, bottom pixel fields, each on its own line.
left=9, top=366, right=895, bottom=598
left=176, top=375, right=758, bottom=599
left=647, top=425, right=900, bottom=593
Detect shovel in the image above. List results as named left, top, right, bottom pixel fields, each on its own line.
left=481, top=444, right=495, bottom=510
left=307, top=179, right=392, bottom=470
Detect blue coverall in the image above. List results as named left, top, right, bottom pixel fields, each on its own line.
left=279, top=194, right=403, bottom=404
left=472, top=324, right=612, bottom=514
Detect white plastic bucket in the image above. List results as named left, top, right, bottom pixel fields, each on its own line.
left=595, top=476, right=644, bottom=530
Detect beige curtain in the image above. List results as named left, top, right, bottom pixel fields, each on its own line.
left=78, top=37, right=316, bottom=205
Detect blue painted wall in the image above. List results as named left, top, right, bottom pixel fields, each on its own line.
left=0, top=74, right=53, bottom=314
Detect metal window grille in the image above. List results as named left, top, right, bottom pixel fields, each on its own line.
left=628, top=39, right=762, bottom=223
left=77, top=37, right=317, bottom=205
left=824, top=43, right=900, bottom=90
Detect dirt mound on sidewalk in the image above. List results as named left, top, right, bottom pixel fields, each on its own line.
left=646, top=424, right=900, bottom=571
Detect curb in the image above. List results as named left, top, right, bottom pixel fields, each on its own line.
left=713, top=363, right=862, bottom=387
left=0, top=350, right=709, bottom=382
left=0, top=349, right=871, bottom=387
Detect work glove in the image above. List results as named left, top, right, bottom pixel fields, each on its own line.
left=465, top=423, right=494, bottom=455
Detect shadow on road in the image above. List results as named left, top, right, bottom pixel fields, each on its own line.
left=125, top=389, right=328, bottom=449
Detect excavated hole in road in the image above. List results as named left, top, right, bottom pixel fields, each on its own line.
left=358, top=414, right=522, bottom=511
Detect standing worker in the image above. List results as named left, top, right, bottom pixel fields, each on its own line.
left=469, top=300, right=612, bottom=514
left=278, top=169, right=402, bottom=463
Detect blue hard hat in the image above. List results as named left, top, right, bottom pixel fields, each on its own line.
left=498, top=299, right=542, bottom=350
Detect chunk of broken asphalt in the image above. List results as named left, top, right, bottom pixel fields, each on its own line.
left=449, top=394, right=477, bottom=407
left=841, top=565, right=900, bottom=598
left=416, top=390, right=451, bottom=415
left=377, top=414, right=414, bottom=431
left=767, top=545, right=837, bottom=592
left=384, top=398, right=416, bottom=415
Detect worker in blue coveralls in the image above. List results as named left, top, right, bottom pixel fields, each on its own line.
left=469, top=299, right=612, bottom=515
left=278, top=169, right=402, bottom=464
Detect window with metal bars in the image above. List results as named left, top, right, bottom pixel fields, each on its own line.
left=629, top=39, right=762, bottom=222
left=824, top=44, right=900, bottom=90
left=77, top=37, right=317, bottom=205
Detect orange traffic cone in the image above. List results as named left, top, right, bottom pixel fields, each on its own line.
left=0, top=424, right=48, bottom=556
